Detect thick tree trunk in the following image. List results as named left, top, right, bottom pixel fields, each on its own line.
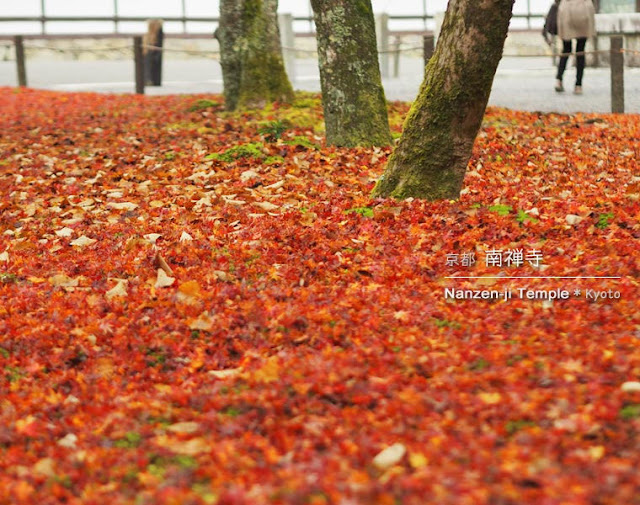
left=372, top=0, right=514, bottom=200
left=217, top=0, right=294, bottom=111
left=310, top=0, right=392, bottom=147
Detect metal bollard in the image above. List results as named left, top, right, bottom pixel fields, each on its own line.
left=134, top=36, right=145, bottom=95
left=278, top=13, right=296, bottom=84
left=423, top=34, right=434, bottom=67
left=376, top=14, right=390, bottom=78
left=610, top=35, right=624, bottom=114
left=14, top=35, right=27, bottom=87
left=392, top=36, right=401, bottom=78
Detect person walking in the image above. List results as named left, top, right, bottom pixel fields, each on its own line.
left=555, top=0, right=596, bottom=95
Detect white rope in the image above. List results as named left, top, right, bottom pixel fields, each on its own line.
left=15, top=42, right=632, bottom=59
left=24, top=43, right=131, bottom=52
left=143, top=44, right=220, bottom=55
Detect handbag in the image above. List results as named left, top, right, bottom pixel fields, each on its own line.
left=542, top=1, right=559, bottom=45
left=544, top=2, right=559, bottom=36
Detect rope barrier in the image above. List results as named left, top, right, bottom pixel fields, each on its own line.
left=286, top=47, right=629, bottom=57
left=24, top=43, right=132, bottom=53
left=143, top=43, right=220, bottom=55
left=555, top=49, right=620, bottom=56
left=10, top=40, right=638, bottom=59
left=281, top=45, right=317, bottom=54
left=379, top=46, right=425, bottom=54
left=496, top=48, right=628, bottom=58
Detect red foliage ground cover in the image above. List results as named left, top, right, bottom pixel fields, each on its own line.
left=0, top=87, right=639, bottom=505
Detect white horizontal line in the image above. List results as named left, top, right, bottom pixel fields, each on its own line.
left=446, top=276, right=622, bottom=279
left=50, top=81, right=133, bottom=90
left=46, top=76, right=320, bottom=91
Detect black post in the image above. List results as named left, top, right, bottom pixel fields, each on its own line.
left=40, top=0, right=46, bottom=35
left=134, top=36, right=145, bottom=95
left=14, top=36, right=27, bottom=87
left=114, top=0, right=119, bottom=33
left=423, top=34, right=434, bottom=67
left=610, top=36, right=624, bottom=113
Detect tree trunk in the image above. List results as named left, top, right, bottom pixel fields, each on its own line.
left=310, top=0, right=392, bottom=147
left=143, top=19, right=163, bottom=86
left=217, top=0, right=294, bottom=111
left=372, top=0, right=514, bottom=200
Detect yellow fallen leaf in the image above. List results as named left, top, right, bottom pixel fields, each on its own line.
left=153, top=435, right=209, bottom=455
left=178, top=280, right=201, bottom=298
left=250, top=356, right=280, bottom=384
left=478, top=392, right=502, bottom=405
left=589, top=445, right=605, bottom=461
left=144, top=233, right=162, bottom=244
left=213, top=270, right=233, bottom=282
left=189, top=311, right=214, bottom=331
left=95, top=357, right=115, bottom=379
left=264, top=180, right=284, bottom=190
left=253, top=201, right=279, bottom=212
left=55, top=227, right=74, bottom=238
left=155, top=269, right=175, bottom=288
left=208, top=368, right=241, bottom=379
left=106, top=279, right=128, bottom=299
left=33, top=458, right=56, bottom=478
left=49, top=274, right=79, bottom=288
left=621, top=381, right=640, bottom=392
left=373, top=443, right=406, bottom=470
left=107, top=202, right=138, bottom=211
left=409, top=452, right=429, bottom=469
left=70, top=235, right=97, bottom=247
left=166, top=422, right=200, bottom=434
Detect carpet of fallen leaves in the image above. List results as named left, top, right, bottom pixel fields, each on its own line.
left=1, top=87, right=640, bottom=505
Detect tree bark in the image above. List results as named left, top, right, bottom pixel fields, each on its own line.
left=372, top=0, right=514, bottom=200
left=310, top=0, right=392, bottom=147
left=143, top=19, right=163, bottom=86
left=217, top=0, right=294, bottom=111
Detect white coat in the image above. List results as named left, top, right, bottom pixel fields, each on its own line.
left=557, top=0, right=596, bottom=40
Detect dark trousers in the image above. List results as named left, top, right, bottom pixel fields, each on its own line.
left=556, top=37, right=587, bottom=86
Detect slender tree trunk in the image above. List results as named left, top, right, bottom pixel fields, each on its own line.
left=372, top=0, right=514, bottom=200
left=217, top=0, right=294, bottom=111
left=310, top=0, right=392, bottom=147
left=143, top=19, right=163, bottom=86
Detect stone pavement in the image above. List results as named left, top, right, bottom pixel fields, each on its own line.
left=0, top=56, right=638, bottom=114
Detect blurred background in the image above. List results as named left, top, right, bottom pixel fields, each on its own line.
left=1, top=0, right=638, bottom=113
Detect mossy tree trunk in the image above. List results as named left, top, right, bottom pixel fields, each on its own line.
left=217, top=0, right=294, bottom=111
left=310, top=0, right=392, bottom=147
left=372, top=0, right=514, bottom=200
